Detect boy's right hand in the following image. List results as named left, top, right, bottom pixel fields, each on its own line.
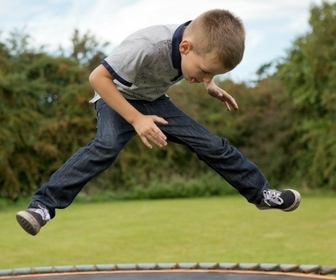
left=132, top=115, right=168, bottom=149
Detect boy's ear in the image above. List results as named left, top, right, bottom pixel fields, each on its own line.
left=179, top=40, right=192, bottom=54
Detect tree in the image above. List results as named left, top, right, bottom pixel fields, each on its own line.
left=66, top=29, right=110, bottom=70
left=0, top=30, right=96, bottom=199
left=277, top=1, right=336, bottom=189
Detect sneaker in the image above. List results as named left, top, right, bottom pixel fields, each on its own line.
left=16, top=205, right=50, bottom=236
left=256, top=189, right=301, bottom=212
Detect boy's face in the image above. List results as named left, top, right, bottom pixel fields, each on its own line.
left=179, top=40, right=228, bottom=84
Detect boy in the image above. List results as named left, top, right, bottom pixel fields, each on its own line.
left=16, top=9, right=301, bottom=236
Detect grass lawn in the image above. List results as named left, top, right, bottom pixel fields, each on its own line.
left=0, top=195, right=335, bottom=270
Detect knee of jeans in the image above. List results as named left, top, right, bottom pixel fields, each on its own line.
left=95, top=136, right=123, bottom=155
left=199, top=137, right=232, bottom=157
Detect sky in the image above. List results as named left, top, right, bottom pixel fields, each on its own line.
left=0, top=0, right=327, bottom=82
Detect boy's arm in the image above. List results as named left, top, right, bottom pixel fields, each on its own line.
left=204, top=79, right=239, bottom=111
left=89, top=65, right=168, bottom=149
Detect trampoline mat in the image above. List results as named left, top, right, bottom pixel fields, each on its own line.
left=2, top=271, right=334, bottom=280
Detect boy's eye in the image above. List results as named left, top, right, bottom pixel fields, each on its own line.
left=201, top=69, right=210, bottom=74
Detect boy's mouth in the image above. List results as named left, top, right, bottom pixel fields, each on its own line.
left=189, top=77, right=200, bottom=83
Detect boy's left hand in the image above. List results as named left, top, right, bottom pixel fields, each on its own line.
left=205, top=82, right=239, bottom=111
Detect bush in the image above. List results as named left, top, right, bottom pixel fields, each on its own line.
left=75, top=172, right=238, bottom=202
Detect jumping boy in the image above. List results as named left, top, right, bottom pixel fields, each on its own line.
left=16, top=9, right=301, bottom=236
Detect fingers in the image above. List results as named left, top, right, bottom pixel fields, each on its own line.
left=140, top=128, right=167, bottom=149
left=151, top=115, right=169, bottom=125
left=208, top=87, right=239, bottom=111
left=225, top=101, right=232, bottom=111
left=140, top=136, right=153, bottom=149
left=224, top=98, right=239, bottom=110
left=136, top=115, right=168, bottom=149
left=219, top=93, right=239, bottom=111
left=150, top=127, right=167, bottom=148
left=148, top=115, right=168, bottom=147
left=142, top=132, right=167, bottom=149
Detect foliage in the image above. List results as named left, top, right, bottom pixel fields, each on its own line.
left=277, top=1, right=336, bottom=189
left=1, top=0, right=336, bottom=199
left=79, top=172, right=236, bottom=202
left=0, top=30, right=96, bottom=199
left=67, top=29, right=110, bottom=70
left=217, top=77, right=298, bottom=187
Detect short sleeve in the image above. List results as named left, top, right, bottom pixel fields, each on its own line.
left=103, top=38, right=154, bottom=87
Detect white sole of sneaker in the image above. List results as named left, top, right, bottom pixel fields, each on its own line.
left=282, top=189, right=301, bottom=212
left=16, top=211, right=40, bottom=236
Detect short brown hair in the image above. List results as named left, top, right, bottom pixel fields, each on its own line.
left=184, top=9, right=245, bottom=70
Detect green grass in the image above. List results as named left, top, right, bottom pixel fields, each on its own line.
left=1, top=195, right=336, bottom=270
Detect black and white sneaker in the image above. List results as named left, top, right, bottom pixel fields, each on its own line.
left=16, top=204, right=50, bottom=236
left=256, top=189, right=301, bottom=212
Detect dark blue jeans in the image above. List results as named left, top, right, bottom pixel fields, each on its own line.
left=30, top=95, right=268, bottom=218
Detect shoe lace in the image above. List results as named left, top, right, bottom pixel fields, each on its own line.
left=262, top=190, right=284, bottom=206
left=35, top=205, right=51, bottom=221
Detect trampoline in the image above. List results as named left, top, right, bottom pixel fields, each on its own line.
left=1, top=263, right=336, bottom=280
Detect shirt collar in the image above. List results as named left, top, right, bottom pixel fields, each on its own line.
left=171, top=21, right=191, bottom=70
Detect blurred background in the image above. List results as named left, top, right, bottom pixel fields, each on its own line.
left=0, top=0, right=335, bottom=201
left=1, top=0, right=336, bottom=271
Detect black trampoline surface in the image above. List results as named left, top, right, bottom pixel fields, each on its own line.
left=2, top=264, right=335, bottom=280
left=1, top=271, right=335, bottom=280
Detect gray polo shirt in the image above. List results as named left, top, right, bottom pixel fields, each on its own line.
left=90, top=21, right=190, bottom=103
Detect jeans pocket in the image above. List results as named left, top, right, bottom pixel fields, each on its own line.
left=95, top=99, right=107, bottom=119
